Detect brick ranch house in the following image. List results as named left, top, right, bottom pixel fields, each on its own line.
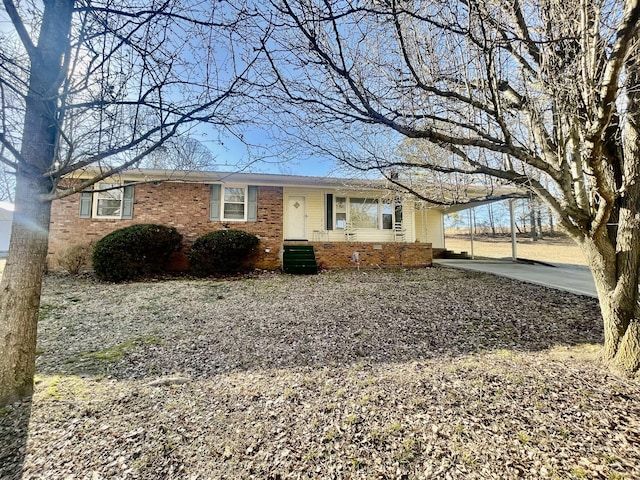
left=48, top=169, right=455, bottom=272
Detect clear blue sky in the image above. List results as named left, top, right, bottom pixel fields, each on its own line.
left=195, top=124, right=346, bottom=178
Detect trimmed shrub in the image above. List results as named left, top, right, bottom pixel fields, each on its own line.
left=58, top=242, right=94, bottom=275
left=92, top=224, right=182, bottom=282
left=187, top=229, right=259, bottom=276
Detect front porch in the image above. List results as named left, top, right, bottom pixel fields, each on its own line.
left=283, top=240, right=432, bottom=270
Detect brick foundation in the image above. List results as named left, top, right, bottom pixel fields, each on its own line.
left=290, top=241, right=433, bottom=269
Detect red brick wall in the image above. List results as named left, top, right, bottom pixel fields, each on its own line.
left=291, top=241, right=432, bottom=269
left=48, top=183, right=283, bottom=271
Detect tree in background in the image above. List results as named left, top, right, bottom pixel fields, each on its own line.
left=0, top=0, right=260, bottom=405
left=257, top=0, right=640, bottom=373
left=143, top=136, right=218, bottom=171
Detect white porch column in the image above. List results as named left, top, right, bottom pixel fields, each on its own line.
left=509, top=199, right=517, bottom=261
left=468, top=208, right=475, bottom=260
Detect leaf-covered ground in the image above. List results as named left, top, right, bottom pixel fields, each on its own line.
left=1, top=267, right=639, bottom=479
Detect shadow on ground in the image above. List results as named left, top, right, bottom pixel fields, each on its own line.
left=0, top=397, right=31, bottom=480
left=4, top=269, right=630, bottom=480
left=34, top=268, right=604, bottom=381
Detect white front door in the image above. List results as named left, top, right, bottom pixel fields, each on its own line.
left=285, top=196, right=306, bottom=240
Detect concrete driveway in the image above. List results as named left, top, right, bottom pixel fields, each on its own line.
left=434, top=258, right=597, bottom=298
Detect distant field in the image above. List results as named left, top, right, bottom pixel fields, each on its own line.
left=444, top=233, right=587, bottom=266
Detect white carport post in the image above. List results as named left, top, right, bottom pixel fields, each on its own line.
left=468, top=208, right=475, bottom=260
left=509, top=199, right=517, bottom=261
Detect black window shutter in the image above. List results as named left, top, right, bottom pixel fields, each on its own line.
left=210, top=184, right=221, bottom=221
left=247, top=186, right=258, bottom=222
left=122, top=183, right=134, bottom=219
left=325, top=194, right=333, bottom=230
left=79, top=191, right=92, bottom=218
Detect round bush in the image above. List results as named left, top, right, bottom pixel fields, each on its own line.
left=93, top=224, right=183, bottom=282
left=187, top=229, right=259, bottom=276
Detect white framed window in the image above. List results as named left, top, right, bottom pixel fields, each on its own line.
left=350, top=197, right=379, bottom=228
left=223, top=186, right=247, bottom=221
left=382, top=200, right=394, bottom=229
left=335, top=196, right=347, bottom=229
left=80, top=182, right=133, bottom=220
left=210, top=184, right=258, bottom=222
left=94, top=182, right=124, bottom=218
left=330, top=196, right=400, bottom=230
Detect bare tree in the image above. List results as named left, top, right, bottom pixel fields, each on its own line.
left=0, top=0, right=262, bottom=405
left=0, top=169, right=14, bottom=202
left=486, top=203, right=497, bottom=235
left=142, top=135, right=218, bottom=171
left=257, top=0, right=640, bottom=373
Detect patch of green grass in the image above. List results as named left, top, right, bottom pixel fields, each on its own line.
left=459, top=451, right=477, bottom=466
left=388, top=422, right=403, bottom=434
left=38, top=304, right=55, bottom=321
left=323, top=428, right=338, bottom=442
left=283, top=387, right=298, bottom=400
left=607, top=473, right=626, bottom=480
left=345, top=414, right=359, bottom=425
left=144, top=334, right=163, bottom=345
left=571, top=467, right=589, bottom=479
left=557, top=427, right=572, bottom=439
left=369, top=428, right=386, bottom=444
left=517, top=431, right=532, bottom=444
left=602, top=454, right=621, bottom=464
left=37, top=375, right=90, bottom=400
left=82, top=334, right=163, bottom=362
left=84, top=339, right=137, bottom=361
left=302, top=448, right=320, bottom=463
left=395, top=438, right=418, bottom=464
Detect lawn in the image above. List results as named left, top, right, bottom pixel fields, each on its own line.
left=1, top=268, right=639, bottom=479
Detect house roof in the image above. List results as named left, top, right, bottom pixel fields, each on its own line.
left=118, top=168, right=390, bottom=189
left=77, top=167, right=524, bottom=208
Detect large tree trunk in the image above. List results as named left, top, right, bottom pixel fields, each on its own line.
left=578, top=26, right=640, bottom=376
left=0, top=176, right=52, bottom=405
left=582, top=183, right=640, bottom=375
left=602, top=28, right=640, bottom=375
left=593, top=271, right=640, bottom=376
left=0, top=0, right=72, bottom=405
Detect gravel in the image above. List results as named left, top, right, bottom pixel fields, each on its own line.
left=1, top=266, right=639, bottom=479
